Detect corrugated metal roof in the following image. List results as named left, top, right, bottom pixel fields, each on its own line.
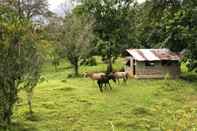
left=126, top=49, right=181, bottom=61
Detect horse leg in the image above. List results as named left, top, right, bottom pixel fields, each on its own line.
left=104, top=82, right=107, bottom=88
left=108, top=81, right=112, bottom=90
left=123, top=77, right=126, bottom=83
left=99, top=84, right=103, bottom=92
left=97, top=80, right=103, bottom=92
left=113, top=79, right=117, bottom=84
left=100, top=84, right=103, bottom=92
left=117, top=78, right=120, bottom=84
left=123, top=76, right=127, bottom=84
left=104, top=82, right=108, bottom=91
left=125, top=74, right=128, bottom=84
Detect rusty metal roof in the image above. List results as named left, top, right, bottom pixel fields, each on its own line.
left=126, top=49, right=181, bottom=61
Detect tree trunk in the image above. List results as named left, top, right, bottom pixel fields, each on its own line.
left=107, top=42, right=113, bottom=73
left=1, top=78, right=17, bottom=127
left=3, top=103, right=12, bottom=126
left=74, top=58, right=79, bottom=76
left=27, top=89, right=33, bottom=116
left=107, top=57, right=113, bottom=73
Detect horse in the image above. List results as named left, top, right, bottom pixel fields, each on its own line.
left=84, top=72, right=112, bottom=92
left=106, top=73, right=117, bottom=83
left=97, top=75, right=112, bottom=92
left=111, top=72, right=128, bottom=84
left=84, top=72, right=105, bottom=80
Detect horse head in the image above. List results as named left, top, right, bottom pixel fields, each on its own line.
left=107, top=73, right=116, bottom=83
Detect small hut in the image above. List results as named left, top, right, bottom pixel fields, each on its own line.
left=124, top=49, right=181, bottom=79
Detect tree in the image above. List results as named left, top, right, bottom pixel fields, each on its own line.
left=161, top=3, right=197, bottom=71
left=0, top=4, right=44, bottom=128
left=6, top=0, right=49, bottom=116
left=148, top=0, right=197, bottom=71
left=134, top=0, right=197, bottom=71
left=1, top=0, right=49, bottom=20
left=44, top=13, right=64, bottom=71
left=23, top=56, right=42, bottom=116
left=60, top=14, right=94, bottom=76
left=79, top=0, right=137, bottom=73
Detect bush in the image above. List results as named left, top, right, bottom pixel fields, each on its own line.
left=80, top=57, right=97, bottom=66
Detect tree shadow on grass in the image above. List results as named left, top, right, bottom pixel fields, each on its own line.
left=24, top=112, right=42, bottom=122
left=180, top=73, right=197, bottom=82
left=0, top=122, right=37, bottom=131
left=180, top=72, right=197, bottom=91
left=56, top=66, right=72, bottom=72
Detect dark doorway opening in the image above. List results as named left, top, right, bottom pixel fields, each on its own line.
left=126, top=60, right=131, bottom=67
left=133, top=60, right=136, bottom=75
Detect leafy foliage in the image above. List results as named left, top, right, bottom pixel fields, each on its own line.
left=0, top=4, right=43, bottom=127
left=77, top=0, right=137, bottom=72
left=1, top=0, right=49, bottom=20
left=134, top=0, right=197, bottom=71
left=59, top=14, right=94, bottom=76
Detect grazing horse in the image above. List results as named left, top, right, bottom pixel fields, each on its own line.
left=85, top=72, right=111, bottom=92
left=84, top=72, right=103, bottom=79
left=97, top=75, right=112, bottom=92
left=111, top=72, right=128, bottom=84
left=106, top=73, right=117, bottom=83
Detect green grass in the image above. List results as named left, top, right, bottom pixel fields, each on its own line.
left=10, top=58, right=197, bottom=131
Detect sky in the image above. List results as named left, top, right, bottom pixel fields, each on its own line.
left=48, top=0, right=146, bottom=16
left=48, top=0, right=72, bottom=16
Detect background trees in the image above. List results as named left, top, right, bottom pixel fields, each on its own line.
left=63, top=0, right=197, bottom=72
left=1, top=0, right=49, bottom=20
left=125, top=0, right=197, bottom=71
left=60, top=14, right=94, bottom=76
left=144, top=0, right=197, bottom=71
left=77, top=0, right=137, bottom=72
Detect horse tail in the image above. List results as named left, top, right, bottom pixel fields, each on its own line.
left=126, top=73, right=128, bottom=80
left=123, top=72, right=128, bottom=83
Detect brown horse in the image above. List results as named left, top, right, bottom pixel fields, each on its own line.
left=85, top=72, right=113, bottom=92
left=84, top=72, right=105, bottom=80
left=111, top=72, right=128, bottom=84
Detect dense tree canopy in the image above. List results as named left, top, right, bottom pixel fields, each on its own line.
left=139, top=0, right=197, bottom=70
left=0, top=1, right=47, bottom=127
left=76, top=0, right=138, bottom=72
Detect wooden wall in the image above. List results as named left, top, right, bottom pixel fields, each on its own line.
left=125, top=59, right=180, bottom=79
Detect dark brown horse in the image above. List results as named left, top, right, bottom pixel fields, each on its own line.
left=85, top=72, right=117, bottom=92
left=97, top=73, right=118, bottom=92
left=84, top=72, right=110, bottom=92
left=97, top=75, right=112, bottom=92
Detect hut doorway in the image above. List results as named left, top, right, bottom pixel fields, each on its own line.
left=133, top=60, right=136, bottom=75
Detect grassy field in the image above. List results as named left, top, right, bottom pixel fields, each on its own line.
left=11, top=58, right=197, bottom=131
